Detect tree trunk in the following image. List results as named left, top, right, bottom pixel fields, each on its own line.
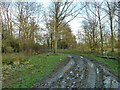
left=19, top=27, right=21, bottom=46
left=98, top=5, right=103, bottom=56
left=54, top=37, right=57, bottom=53
left=52, top=25, right=55, bottom=50
left=54, top=2, right=59, bottom=53
left=23, top=29, right=25, bottom=41
left=47, top=38, right=50, bottom=49
left=99, top=20, right=103, bottom=55
left=50, top=33, right=53, bottom=49
left=110, top=17, right=114, bottom=52
left=54, top=25, right=58, bottom=53
left=118, top=1, right=120, bottom=61
left=10, top=22, right=13, bottom=37
left=92, top=27, right=95, bottom=52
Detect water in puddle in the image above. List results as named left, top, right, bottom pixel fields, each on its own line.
left=70, top=71, right=73, bottom=74
left=76, top=73, right=79, bottom=77
left=47, top=60, right=88, bottom=88
left=88, top=62, right=94, bottom=67
left=80, top=56, right=83, bottom=59
left=71, top=85, right=74, bottom=87
left=97, top=68, right=99, bottom=74
left=67, top=76, right=70, bottom=80
left=61, top=85, right=65, bottom=88
left=73, top=82, right=76, bottom=84
left=80, top=71, right=84, bottom=79
left=77, top=65, right=80, bottom=67
left=103, top=76, right=119, bottom=88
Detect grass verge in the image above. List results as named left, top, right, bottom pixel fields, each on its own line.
left=2, top=53, right=66, bottom=88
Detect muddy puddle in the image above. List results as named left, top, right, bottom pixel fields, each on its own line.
left=103, top=76, right=119, bottom=88
left=31, top=54, right=119, bottom=88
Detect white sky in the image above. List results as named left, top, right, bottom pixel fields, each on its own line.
left=1, top=0, right=118, bottom=2
left=69, top=18, right=83, bottom=36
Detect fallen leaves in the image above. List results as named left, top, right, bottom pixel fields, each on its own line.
left=28, top=64, right=34, bottom=67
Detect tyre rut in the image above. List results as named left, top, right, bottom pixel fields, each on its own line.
left=31, top=53, right=119, bottom=88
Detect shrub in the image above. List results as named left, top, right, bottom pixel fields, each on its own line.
left=38, top=45, right=48, bottom=54
left=6, top=46, right=14, bottom=53
left=2, top=53, right=29, bottom=65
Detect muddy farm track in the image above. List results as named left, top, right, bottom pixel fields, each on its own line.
left=31, top=53, right=120, bottom=89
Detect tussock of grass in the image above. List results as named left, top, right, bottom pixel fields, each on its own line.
left=2, top=53, right=29, bottom=65
left=3, top=53, right=66, bottom=88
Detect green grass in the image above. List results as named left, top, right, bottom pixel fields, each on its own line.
left=107, top=51, right=119, bottom=58
left=2, top=53, right=66, bottom=88
left=57, top=49, right=119, bottom=76
left=57, top=49, right=82, bottom=55
left=55, top=49, right=119, bottom=57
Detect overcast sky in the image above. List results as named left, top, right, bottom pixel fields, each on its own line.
left=40, top=1, right=84, bottom=36
left=1, top=0, right=118, bottom=43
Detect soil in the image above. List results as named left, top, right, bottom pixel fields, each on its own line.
left=31, top=53, right=120, bottom=88
left=83, top=55, right=119, bottom=81
left=31, top=56, right=70, bottom=88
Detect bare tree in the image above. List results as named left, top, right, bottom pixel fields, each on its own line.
left=45, top=19, right=55, bottom=50
left=49, top=0, right=85, bottom=53
left=86, top=2, right=111, bottom=55
left=0, top=4, right=2, bottom=88
left=1, top=2, right=13, bottom=36
left=118, top=1, right=120, bottom=59
left=14, top=2, right=42, bottom=44
left=97, top=3, right=104, bottom=55
left=82, top=2, right=99, bottom=53
left=105, top=1, right=116, bottom=52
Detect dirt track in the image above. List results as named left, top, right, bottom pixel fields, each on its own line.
left=31, top=53, right=119, bottom=88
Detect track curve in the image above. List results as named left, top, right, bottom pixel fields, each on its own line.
left=31, top=53, right=119, bottom=88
